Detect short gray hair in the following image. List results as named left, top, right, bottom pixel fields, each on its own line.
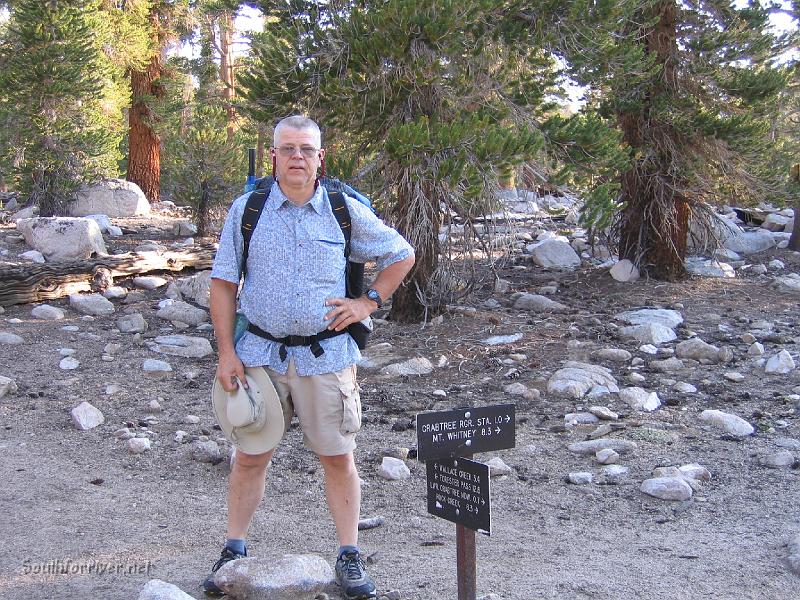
left=273, top=115, right=322, bottom=147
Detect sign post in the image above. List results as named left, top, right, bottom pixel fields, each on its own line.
left=417, top=404, right=516, bottom=600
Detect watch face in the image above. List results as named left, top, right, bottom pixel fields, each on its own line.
left=367, top=289, right=381, bottom=305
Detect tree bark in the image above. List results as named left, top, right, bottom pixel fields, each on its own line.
left=127, top=14, right=164, bottom=203
left=789, top=164, right=800, bottom=250
left=617, top=1, right=686, bottom=280
left=219, top=11, right=236, bottom=142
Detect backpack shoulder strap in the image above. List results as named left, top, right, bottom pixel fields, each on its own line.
left=328, top=190, right=351, bottom=258
left=240, top=188, right=270, bottom=278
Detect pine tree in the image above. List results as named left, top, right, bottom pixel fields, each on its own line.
left=0, top=0, right=120, bottom=216
left=241, top=0, right=577, bottom=322
left=565, top=0, right=795, bottom=279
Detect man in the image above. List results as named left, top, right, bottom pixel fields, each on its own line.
left=204, top=115, right=415, bottom=599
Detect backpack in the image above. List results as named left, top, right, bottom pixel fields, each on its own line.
left=236, top=179, right=371, bottom=349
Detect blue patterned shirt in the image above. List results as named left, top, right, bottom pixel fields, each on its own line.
left=211, top=182, right=414, bottom=376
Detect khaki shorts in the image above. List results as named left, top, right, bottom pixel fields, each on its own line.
left=263, top=360, right=362, bottom=456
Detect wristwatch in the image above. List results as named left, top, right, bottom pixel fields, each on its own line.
left=365, top=288, right=383, bottom=308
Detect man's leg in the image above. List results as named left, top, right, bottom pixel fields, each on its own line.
left=203, top=448, right=273, bottom=596
left=320, top=452, right=376, bottom=599
left=227, top=448, right=274, bottom=538
left=318, top=452, right=360, bottom=546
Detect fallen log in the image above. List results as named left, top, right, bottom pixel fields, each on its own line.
left=0, top=244, right=216, bottom=307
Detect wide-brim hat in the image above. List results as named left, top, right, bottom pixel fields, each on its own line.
left=212, top=367, right=285, bottom=454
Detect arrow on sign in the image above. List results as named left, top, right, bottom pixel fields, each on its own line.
left=505, top=415, right=511, bottom=423
left=495, top=427, right=501, bottom=434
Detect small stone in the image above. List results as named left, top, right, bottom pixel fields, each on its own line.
left=184, top=415, right=200, bottom=425
left=619, top=387, right=661, bottom=412
left=383, top=447, right=410, bottom=460
left=71, top=401, right=104, bottom=430
left=143, top=359, right=172, bottom=378
left=568, top=472, right=593, bottom=485
left=596, top=448, right=619, bottom=464
left=192, top=440, right=222, bottom=463
left=724, top=372, right=746, bottom=382
left=594, top=348, right=632, bottom=363
left=503, top=382, right=539, bottom=400
left=568, top=438, right=637, bottom=455
left=381, top=357, right=434, bottom=377
left=0, top=376, right=18, bottom=399
left=133, top=276, right=168, bottom=290
left=602, top=464, right=629, bottom=482
left=31, top=304, right=65, bottom=320
left=118, top=313, right=148, bottom=333
left=759, top=450, right=795, bottom=469
left=103, top=286, right=128, bottom=299
left=0, top=332, right=25, bottom=345
left=482, top=333, right=523, bottom=346
left=378, top=456, right=410, bottom=480
left=105, top=384, right=121, bottom=395
left=59, top=356, right=80, bottom=370
left=699, top=409, right=754, bottom=437
left=174, top=430, right=189, bottom=443
left=486, top=457, right=512, bottom=477
left=747, top=342, right=765, bottom=356
left=639, top=344, right=658, bottom=355
left=640, top=477, right=693, bottom=501
left=148, top=399, right=163, bottom=412
left=61, top=325, right=80, bottom=332
left=104, top=343, right=122, bottom=355
left=128, top=437, right=151, bottom=454
left=19, top=249, right=46, bottom=263
left=741, top=333, right=757, bottom=344
left=679, top=463, right=711, bottom=481
left=137, top=579, right=197, bottom=600
left=628, top=372, right=646, bottom=384
left=68, top=293, right=114, bottom=316
left=765, top=350, right=795, bottom=374
left=589, top=406, right=618, bottom=420
left=674, top=382, right=697, bottom=393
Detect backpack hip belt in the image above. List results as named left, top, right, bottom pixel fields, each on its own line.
left=246, top=323, right=347, bottom=361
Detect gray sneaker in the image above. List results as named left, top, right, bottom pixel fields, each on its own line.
left=202, top=546, right=246, bottom=596
left=335, top=550, right=377, bottom=599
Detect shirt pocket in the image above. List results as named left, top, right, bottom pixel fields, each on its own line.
left=309, top=238, right=346, bottom=287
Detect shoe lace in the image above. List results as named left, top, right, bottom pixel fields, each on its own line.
left=212, top=548, right=242, bottom=573
left=340, top=552, right=365, bottom=580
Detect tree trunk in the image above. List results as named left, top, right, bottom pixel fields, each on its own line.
left=196, top=179, right=211, bottom=237
left=389, top=173, right=440, bottom=323
left=219, top=11, right=236, bottom=142
left=256, top=123, right=267, bottom=178
left=127, top=16, right=163, bottom=203
left=789, top=164, right=800, bottom=250
left=617, top=1, right=686, bottom=280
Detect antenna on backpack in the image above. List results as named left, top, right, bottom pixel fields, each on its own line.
left=244, top=148, right=256, bottom=193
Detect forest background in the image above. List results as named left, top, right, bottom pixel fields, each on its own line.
left=0, top=0, right=797, bottom=321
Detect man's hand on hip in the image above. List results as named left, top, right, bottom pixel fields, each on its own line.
left=324, top=296, right=376, bottom=332
left=216, top=351, right=247, bottom=392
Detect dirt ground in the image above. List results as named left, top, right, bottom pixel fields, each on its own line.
left=0, top=213, right=798, bottom=600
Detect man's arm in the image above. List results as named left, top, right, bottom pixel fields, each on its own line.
left=324, top=254, right=415, bottom=332
left=210, top=277, right=246, bottom=392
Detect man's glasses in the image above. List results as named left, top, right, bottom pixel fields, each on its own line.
left=274, top=145, right=320, bottom=159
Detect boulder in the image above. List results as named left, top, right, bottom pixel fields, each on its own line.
left=699, top=409, right=754, bottom=437
left=723, top=229, right=776, bottom=255
left=761, top=213, right=791, bottom=232
left=214, top=554, right=335, bottom=600
left=69, top=293, right=115, bottom=316
left=17, top=217, right=107, bottom=261
left=765, top=350, right=795, bottom=374
left=71, top=179, right=150, bottom=217
left=175, top=271, right=212, bottom=308
left=378, top=456, right=411, bottom=480
left=547, top=362, right=618, bottom=399
left=619, top=323, right=677, bottom=345
left=675, top=338, right=720, bottom=363
left=609, top=259, right=640, bottom=282
left=527, top=238, right=581, bottom=268
left=156, top=301, right=209, bottom=327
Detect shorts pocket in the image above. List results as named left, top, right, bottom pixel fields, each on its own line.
left=336, top=368, right=362, bottom=435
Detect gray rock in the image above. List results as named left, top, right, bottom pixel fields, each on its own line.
left=602, top=464, right=629, bottom=482
left=676, top=338, right=720, bottom=363
left=31, top=304, right=65, bottom=320
left=674, top=382, right=697, bottom=393
left=685, top=258, right=735, bottom=278
left=128, top=437, right=152, bottom=454
left=71, top=401, right=104, bottom=430
left=503, top=382, right=539, bottom=400
left=765, top=350, right=795, bottom=374
left=619, top=387, right=661, bottom=412
left=19, top=249, right=45, bottom=263
left=775, top=438, right=800, bottom=451
left=175, top=271, right=212, bottom=308
left=381, top=357, right=434, bottom=377
left=678, top=463, right=711, bottom=482
left=214, top=554, right=335, bottom=600
left=513, top=293, right=568, bottom=312
left=72, top=179, right=150, bottom=217
left=143, top=359, right=173, bottom=378
left=564, top=412, right=599, bottom=426
left=568, top=472, right=593, bottom=485
left=0, top=375, right=18, bottom=399
left=640, top=477, right=693, bottom=501
left=699, top=409, right=754, bottom=437
left=723, top=372, right=746, bottom=383
left=156, top=301, right=209, bottom=327
left=547, top=361, right=618, bottom=399
left=59, top=356, right=80, bottom=370
left=788, top=534, right=800, bottom=575
left=133, top=276, right=168, bottom=290
left=747, top=342, right=765, bottom=356
left=137, top=579, right=196, bottom=600
left=528, top=238, right=581, bottom=268
left=609, top=259, right=639, bottom=282
left=759, top=450, right=795, bottom=469
left=773, top=273, right=800, bottom=294
left=378, top=457, right=410, bottom=480
left=615, top=308, right=684, bottom=329
left=17, top=216, right=107, bottom=260
left=723, top=229, right=776, bottom=255
left=69, top=293, right=114, bottom=316
left=148, top=335, right=213, bottom=359
left=619, top=323, right=677, bottom=345
left=595, top=448, right=619, bottom=464
left=481, top=333, right=523, bottom=345
left=173, top=221, right=198, bottom=236
left=0, top=332, right=24, bottom=345
left=118, top=313, right=148, bottom=333
left=567, top=438, right=637, bottom=455
left=650, top=357, right=685, bottom=373
left=486, top=457, right=512, bottom=477
left=193, top=440, right=222, bottom=463
left=589, top=406, right=618, bottom=420
left=594, top=348, right=632, bottom=363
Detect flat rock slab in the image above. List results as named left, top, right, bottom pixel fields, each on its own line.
left=380, top=357, right=433, bottom=377
left=215, top=554, right=335, bottom=600
left=69, top=293, right=115, bottom=316
left=137, top=579, right=196, bottom=600
left=157, top=301, right=209, bottom=327
left=568, top=438, right=637, bottom=455
left=699, top=409, right=754, bottom=437
left=148, top=335, right=213, bottom=358
left=481, top=333, right=524, bottom=345
left=615, top=308, right=683, bottom=329
left=619, top=323, right=677, bottom=345
left=547, top=361, right=618, bottom=399
left=641, top=476, right=693, bottom=501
